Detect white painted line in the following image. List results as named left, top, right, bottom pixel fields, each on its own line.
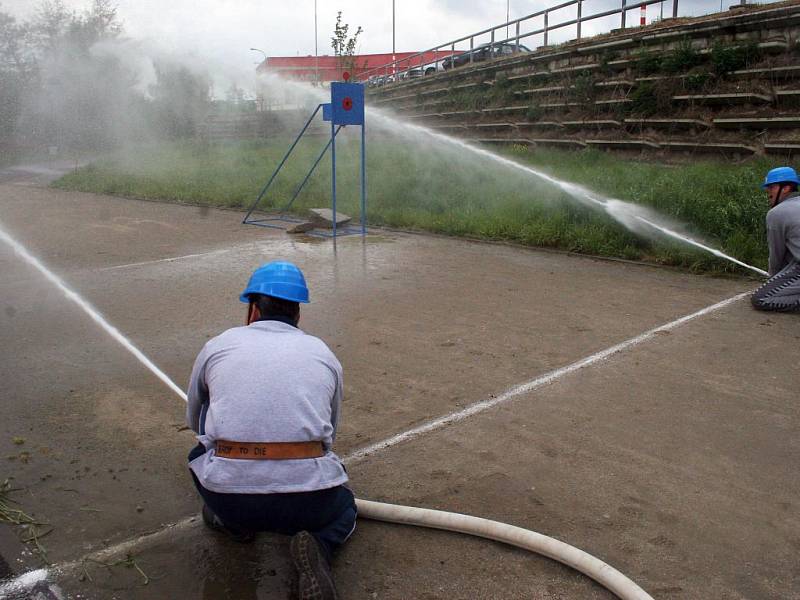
left=0, top=520, right=199, bottom=597
left=344, top=290, right=752, bottom=464
left=99, top=249, right=230, bottom=271
left=0, top=289, right=752, bottom=596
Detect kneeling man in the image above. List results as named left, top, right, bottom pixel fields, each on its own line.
left=187, top=260, right=355, bottom=600
left=752, top=167, right=800, bottom=312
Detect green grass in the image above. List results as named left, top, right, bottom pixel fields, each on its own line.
left=52, top=139, right=782, bottom=275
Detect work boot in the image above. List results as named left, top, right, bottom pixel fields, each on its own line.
left=290, top=530, right=338, bottom=600
left=201, top=504, right=255, bottom=543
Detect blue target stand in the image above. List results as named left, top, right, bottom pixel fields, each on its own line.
left=242, top=76, right=367, bottom=238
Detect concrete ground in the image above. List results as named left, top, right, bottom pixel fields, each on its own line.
left=0, top=165, right=798, bottom=599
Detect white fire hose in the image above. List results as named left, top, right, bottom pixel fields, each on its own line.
left=356, top=499, right=654, bottom=600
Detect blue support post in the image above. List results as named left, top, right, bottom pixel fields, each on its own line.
left=283, top=126, right=342, bottom=213
left=242, top=104, right=323, bottom=223
left=360, top=120, right=367, bottom=235
left=330, top=118, right=337, bottom=239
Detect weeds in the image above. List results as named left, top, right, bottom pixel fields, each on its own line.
left=526, top=103, right=543, bottom=121
left=636, top=48, right=663, bottom=75
left=662, top=39, right=703, bottom=73
left=53, top=140, right=782, bottom=273
left=684, top=71, right=713, bottom=91
left=571, top=72, right=596, bottom=105
left=710, top=41, right=761, bottom=75
left=0, top=478, right=52, bottom=563
left=86, top=553, right=150, bottom=585
left=628, top=82, right=658, bottom=115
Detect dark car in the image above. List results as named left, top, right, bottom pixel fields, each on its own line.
left=442, top=42, right=531, bottom=70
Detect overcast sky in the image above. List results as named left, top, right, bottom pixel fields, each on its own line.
left=1, top=0, right=752, bottom=89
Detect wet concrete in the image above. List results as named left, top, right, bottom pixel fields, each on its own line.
left=0, top=177, right=797, bottom=598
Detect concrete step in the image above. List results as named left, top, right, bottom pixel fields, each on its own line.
left=732, top=65, right=800, bottom=80
left=480, top=105, right=530, bottom=115
left=507, top=71, right=551, bottom=83
left=562, top=119, right=622, bottom=129
left=624, top=118, right=711, bottom=130
left=514, top=86, right=567, bottom=96
left=406, top=113, right=443, bottom=119
left=513, top=121, right=565, bottom=129
left=673, top=92, right=772, bottom=104
left=540, top=101, right=583, bottom=109
left=471, top=122, right=515, bottom=129
left=439, top=110, right=481, bottom=117
left=594, top=98, right=633, bottom=107
left=585, top=139, right=661, bottom=150
left=765, top=142, right=800, bottom=154
left=531, top=138, right=587, bottom=148
left=430, top=123, right=468, bottom=130
left=775, top=89, right=800, bottom=100
left=595, top=79, right=635, bottom=88
left=713, top=116, right=800, bottom=129
left=473, top=137, right=534, bottom=145
left=660, top=141, right=757, bottom=153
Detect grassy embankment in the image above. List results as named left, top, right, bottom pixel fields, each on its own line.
left=52, top=138, right=788, bottom=274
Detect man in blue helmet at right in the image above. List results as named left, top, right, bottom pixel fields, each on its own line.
left=186, top=260, right=355, bottom=600
left=751, top=166, right=800, bottom=311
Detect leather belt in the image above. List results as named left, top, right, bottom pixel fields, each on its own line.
left=215, top=440, right=325, bottom=460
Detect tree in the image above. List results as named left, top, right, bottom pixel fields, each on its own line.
left=148, top=62, right=211, bottom=138
left=330, top=11, right=362, bottom=76
left=29, top=0, right=72, bottom=53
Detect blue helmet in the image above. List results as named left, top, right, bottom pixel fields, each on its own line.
left=761, top=166, right=800, bottom=189
left=239, top=261, right=310, bottom=304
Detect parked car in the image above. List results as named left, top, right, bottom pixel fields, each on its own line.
left=423, top=60, right=446, bottom=76
left=401, top=68, right=424, bottom=80
left=442, top=42, right=531, bottom=70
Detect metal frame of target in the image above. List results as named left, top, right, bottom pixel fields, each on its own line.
left=242, top=74, right=367, bottom=238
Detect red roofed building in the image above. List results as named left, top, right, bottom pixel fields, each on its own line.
left=256, top=51, right=460, bottom=83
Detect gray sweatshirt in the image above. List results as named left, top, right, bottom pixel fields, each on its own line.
left=767, top=193, right=800, bottom=276
left=186, top=320, right=347, bottom=494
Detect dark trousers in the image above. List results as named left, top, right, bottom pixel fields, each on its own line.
left=188, top=444, right=356, bottom=562
left=751, top=262, right=800, bottom=312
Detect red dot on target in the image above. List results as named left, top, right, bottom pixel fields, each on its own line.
left=342, top=71, right=351, bottom=81
left=342, top=97, right=353, bottom=111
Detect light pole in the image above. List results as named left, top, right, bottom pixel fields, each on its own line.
left=392, top=0, right=396, bottom=75
left=507, top=0, right=510, bottom=39
left=250, top=48, right=267, bottom=111
left=314, top=0, right=319, bottom=84
left=250, top=47, right=268, bottom=64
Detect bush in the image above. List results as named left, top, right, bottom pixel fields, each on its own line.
left=571, top=72, right=596, bottom=105
left=684, top=71, right=712, bottom=91
left=710, top=41, right=761, bottom=75
left=629, top=82, right=657, bottom=115
left=526, top=104, right=543, bottom=121
left=636, top=49, right=663, bottom=75
left=661, top=40, right=703, bottom=73
left=494, top=72, right=511, bottom=89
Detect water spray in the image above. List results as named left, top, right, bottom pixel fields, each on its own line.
left=0, top=224, right=187, bottom=402
left=261, top=74, right=767, bottom=277
left=0, top=220, right=655, bottom=599
left=370, top=110, right=769, bottom=278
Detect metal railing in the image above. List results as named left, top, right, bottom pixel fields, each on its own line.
left=358, top=0, right=762, bottom=84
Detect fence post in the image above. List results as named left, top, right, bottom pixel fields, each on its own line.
left=672, top=0, right=678, bottom=18
left=515, top=21, right=520, bottom=49
left=544, top=11, right=549, bottom=46
left=469, top=36, right=474, bottom=63
left=577, top=0, right=582, bottom=39
left=621, top=0, right=627, bottom=29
